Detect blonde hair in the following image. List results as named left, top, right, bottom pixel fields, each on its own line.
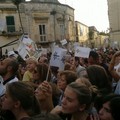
left=26, top=56, right=37, bottom=64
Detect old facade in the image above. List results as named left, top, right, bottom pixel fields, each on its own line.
left=107, top=0, right=120, bottom=48
left=75, top=21, right=89, bottom=47
left=0, top=0, right=75, bottom=54
left=89, top=26, right=109, bottom=48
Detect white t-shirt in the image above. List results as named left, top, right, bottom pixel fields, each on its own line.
left=0, top=76, right=18, bottom=97
left=0, top=76, right=5, bottom=97
left=114, top=80, right=120, bottom=95
left=114, top=63, right=120, bottom=76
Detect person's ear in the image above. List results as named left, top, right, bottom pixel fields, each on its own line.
left=7, top=66, right=12, bottom=72
left=79, top=104, right=86, bottom=111
left=14, top=100, right=21, bottom=108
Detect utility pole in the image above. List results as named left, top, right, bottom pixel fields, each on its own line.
left=50, top=10, right=56, bottom=41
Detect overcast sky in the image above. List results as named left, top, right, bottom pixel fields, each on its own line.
left=58, top=0, right=109, bottom=32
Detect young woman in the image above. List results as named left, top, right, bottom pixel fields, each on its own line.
left=33, top=63, right=61, bottom=107
left=75, top=77, right=99, bottom=119
left=86, top=65, right=112, bottom=95
left=57, top=70, right=77, bottom=105
left=51, top=82, right=93, bottom=120
left=99, top=94, right=120, bottom=120
left=33, top=63, right=51, bottom=85
left=57, top=70, right=77, bottom=92
left=1, top=81, right=40, bottom=120
left=85, top=65, right=112, bottom=112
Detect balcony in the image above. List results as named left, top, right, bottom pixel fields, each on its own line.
left=0, top=31, right=23, bottom=37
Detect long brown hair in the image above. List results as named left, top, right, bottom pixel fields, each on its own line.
left=6, top=81, right=40, bottom=116
left=86, top=65, right=112, bottom=94
left=36, top=63, right=51, bottom=82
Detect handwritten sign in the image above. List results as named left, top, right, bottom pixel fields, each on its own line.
left=74, top=42, right=80, bottom=49
left=75, top=46, right=91, bottom=58
left=17, top=43, right=30, bottom=60
left=17, top=35, right=36, bottom=59
left=50, top=47, right=67, bottom=70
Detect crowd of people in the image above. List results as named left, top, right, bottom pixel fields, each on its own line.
left=0, top=47, right=120, bottom=120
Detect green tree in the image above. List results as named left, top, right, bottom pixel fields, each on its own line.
left=11, top=0, right=24, bottom=34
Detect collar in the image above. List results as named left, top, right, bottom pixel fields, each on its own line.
left=3, top=76, right=16, bottom=85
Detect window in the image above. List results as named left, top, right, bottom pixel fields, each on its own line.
left=80, top=26, right=83, bottom=36
left=6, top=16, right=15, bottom=32
left=39, top=25, right=46, bottom=41
left=60, top=24, right=64, bottom=40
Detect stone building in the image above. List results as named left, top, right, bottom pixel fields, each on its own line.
left=88, top=26, right=109, bottom=48
left=75, top=21, right=89, bottom=47
left=107, top=0, right=120, bottom=48
left=88, top=26, right=99, bottom=48
left=0, top=0, right=75, bottom=54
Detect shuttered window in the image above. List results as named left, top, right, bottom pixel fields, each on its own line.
left=6, top=16, right=15, bottom=32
